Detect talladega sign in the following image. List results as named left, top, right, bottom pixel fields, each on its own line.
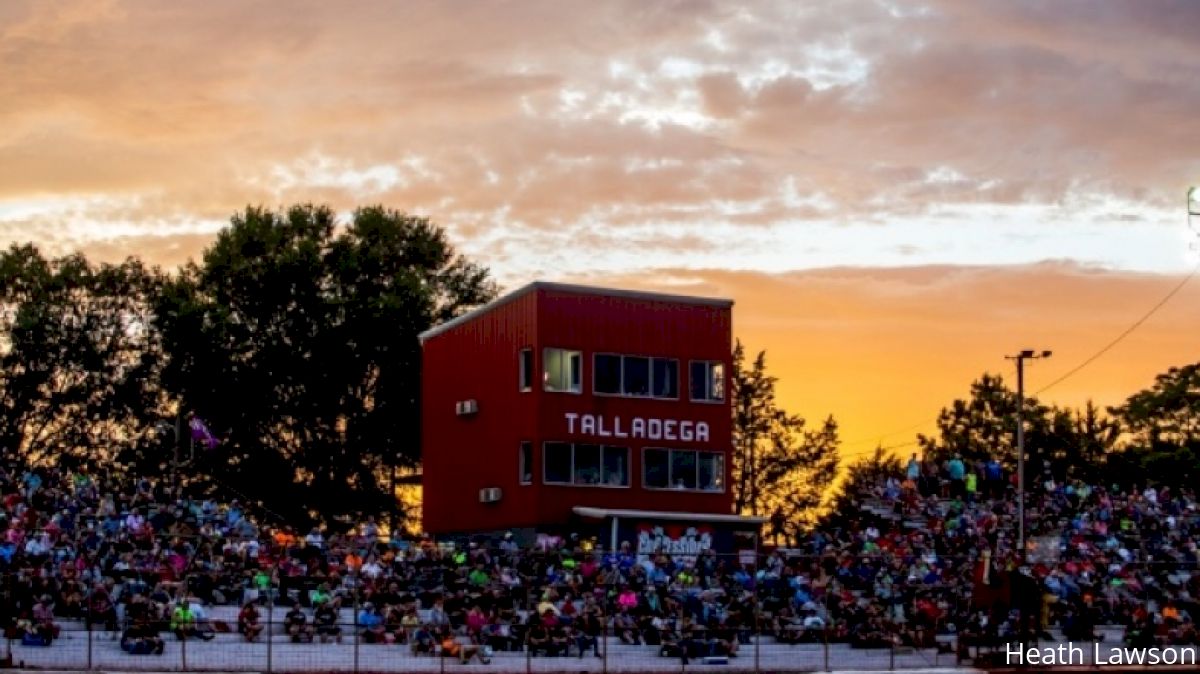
left=565, top=413, right=710, bottom=443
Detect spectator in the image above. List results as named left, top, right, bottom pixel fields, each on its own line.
left=314, top=601, right=343, bottom=644
left=285, top=602, right=314, bottom=643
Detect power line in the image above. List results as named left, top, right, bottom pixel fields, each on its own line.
left=1034, top=262, right=1199, bottom=396
left=841, top=261, right=1199, bottom=453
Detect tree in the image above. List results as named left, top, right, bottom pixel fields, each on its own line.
left=0, top=244, right=166, bottom=471
left=918, top=373, right=1123, bottom=484
left=1108, top=363, right=1200, bottom=487
left=155, top=204, right=497, bottom=527
left=731, top=341, right=841, bottom=542
left=834, top=445, right=903, bottom=501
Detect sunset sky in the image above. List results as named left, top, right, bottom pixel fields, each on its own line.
left=3, top=1, right=1199, bottom=463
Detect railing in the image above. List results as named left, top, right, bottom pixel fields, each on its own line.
left=3, top=537, right=1194, bottom=673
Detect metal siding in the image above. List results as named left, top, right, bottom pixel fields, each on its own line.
left=421, top=291, right=540, bottom=533
left=534, top=288, right=733, bottom=527
left=422, top=285, right=733, bottom=535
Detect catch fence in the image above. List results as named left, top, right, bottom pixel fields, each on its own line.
left=4, top=526, right=1193, bottom=674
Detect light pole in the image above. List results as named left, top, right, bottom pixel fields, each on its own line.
left=1005, top=349, right=1051, bottom=557
left=1189, top=187, right=1199, bottom=250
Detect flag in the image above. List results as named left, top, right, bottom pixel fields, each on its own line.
left=189, top=417, right=219, bottom=450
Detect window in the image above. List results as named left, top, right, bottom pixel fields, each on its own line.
left=593, top=354, right=679, bottom=399
left=698, top=452, right=724, bottom=491
left=690, top=361, right=725, bottom=402
left=643, top=448, right=725, bottom=492
left=519, top=441, right=532, bottom=485
left=544, top=348, right=582, bottom=393
left=644, top=449, right=670, bottom=489
left=594, top=354, right=622, bottom=394
left=652, top=359, right=679, bottom=398
left=518, top=349, right=533, bottom=392
left=602, top=446, right=629, bottom=487
left=543, top=442, right=629, bottom=487
left=544, top=442, right=572, bottom=484
left=671, top=451, right=697, bottom=490
left=623, top=357, right=650, bottom=396
left=574, top=443, right=601, bottom=485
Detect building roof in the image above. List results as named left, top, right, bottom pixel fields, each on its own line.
left=418, top=280, right=734, bottom=343
left=572, top=506, right=767, bottom=525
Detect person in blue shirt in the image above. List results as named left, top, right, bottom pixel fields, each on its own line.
left=357, top=603, right=386, bottom=643
left=947, top=454, right=966, bottom=498
left=906, top=454, right=921, bottom=480
left=985, top=458, right=1004, bottom=498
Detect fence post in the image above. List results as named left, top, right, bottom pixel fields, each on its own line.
left=753, top=581, right=761, bottom=674
left=823, top=613, right=830, bottom=672
left=181, top=625, right=187, bottom=672
left=890, top=639, right=896, bottom=670
left=86, top=608, right=93, bottom=671
left=353, top=596, right=360, bottom=674
left=602, top=598, right=608, bottom=674
left=267, top=600, right=273, bottom=674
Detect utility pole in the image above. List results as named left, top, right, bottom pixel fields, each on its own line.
left=1005, top=349, right=1051, bottom=557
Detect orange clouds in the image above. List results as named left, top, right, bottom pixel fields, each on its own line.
left=1, top=0, right=1199, bottom=452
left=1, top=0, right=1197, bottom=265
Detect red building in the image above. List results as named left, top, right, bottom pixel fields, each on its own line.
left=420, top=282, right=762, bottom=553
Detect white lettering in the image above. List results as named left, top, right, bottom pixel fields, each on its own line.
left=1091, top=646, right=1194, bottom=666
left=614, top=417, right=628, bottom=438
left=635, top=526, right=713, bottom=563
left=647, top=418, right=662, bottom=440
left=566, top=414, right=713, bottom=443
left=1005, top=643, right=1024, bottom=666
left=680, top=421, right=693, bottom=442
left=632, top=418, right=645, bottom=438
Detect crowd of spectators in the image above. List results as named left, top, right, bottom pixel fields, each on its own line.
left=2, top=452, right=1199, bottom=665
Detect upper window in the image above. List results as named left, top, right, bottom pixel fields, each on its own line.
left=543, top=442, right=629, bottom=487
left=690, top=361, right=725, bottom=402
left=518, top=349, right=533, bottom=392
left=643, top=448, right=724, bottom=492
left=593, top=354, right=678, bottom=399
left=544, top=348, right=582, bottom=393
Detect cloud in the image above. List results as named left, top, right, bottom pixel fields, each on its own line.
left=1, top=0, right=1198, bottom=274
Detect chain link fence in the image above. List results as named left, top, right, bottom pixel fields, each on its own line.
left=6, top=547, right=1192, bottom=673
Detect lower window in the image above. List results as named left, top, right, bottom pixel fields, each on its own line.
left=643, top=448, right=724, bottom=492
left=544, top=442, right=629, bottom=487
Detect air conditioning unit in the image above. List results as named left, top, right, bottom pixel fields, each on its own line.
left=479, top=487, right=502, bottom=503
left=456, top=399, right=479, bottom=416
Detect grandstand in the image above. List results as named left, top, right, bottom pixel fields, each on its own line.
left=2, top=446, right=1198, bottom=673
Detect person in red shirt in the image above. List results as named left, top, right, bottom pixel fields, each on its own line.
left=238, top=602, right=264, bottom=642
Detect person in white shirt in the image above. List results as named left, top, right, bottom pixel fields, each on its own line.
left=361, top=558, right=383, bottom=580
left=305, top=528, right=325, bottom=549
left=126, top=512, right=146, bottom=534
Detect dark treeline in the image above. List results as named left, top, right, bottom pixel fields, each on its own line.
left=0, top=204, right=497, bottom=529
left=833, top=367, right=1200, bottom=530
left=1, top=204, right=1196, bottom=535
